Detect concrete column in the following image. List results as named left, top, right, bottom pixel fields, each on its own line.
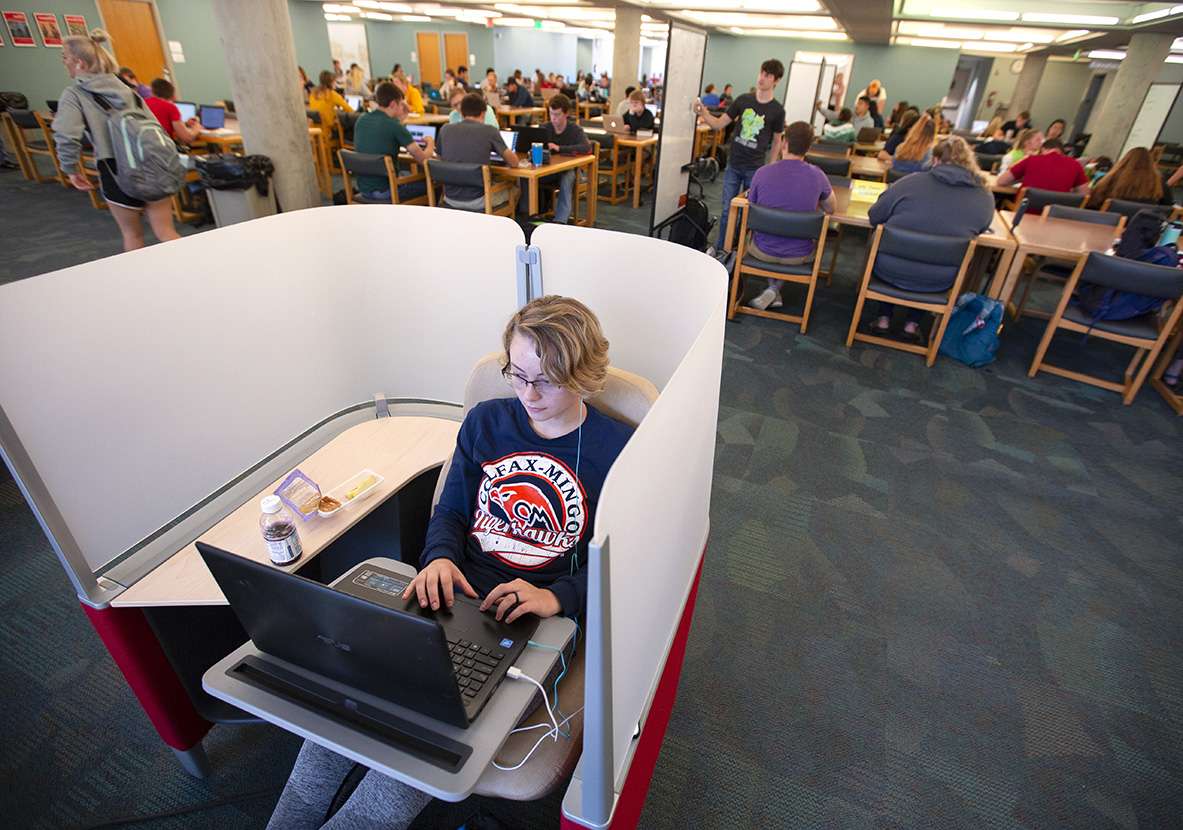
left=610, top=7, right=642, bottom=112
left=211, top=0, right=320, bottom=212
left=1085, top=32, right=1175, bottom=159
left=1006, top=53, right=1047, bottom=120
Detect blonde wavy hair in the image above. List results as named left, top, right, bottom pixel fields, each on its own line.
left=63, top=28, right=118, bottom=75
left=502, top=295, right=610, bottom=398
left=932, top=135, right=984, bottom=184
left=895, top=113, right=935, bottom=162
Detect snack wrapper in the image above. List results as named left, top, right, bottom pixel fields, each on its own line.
left=274, top=469, right=322, bottom=520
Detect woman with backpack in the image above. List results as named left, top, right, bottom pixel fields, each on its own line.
left=53, top=29, right=181, bottom=251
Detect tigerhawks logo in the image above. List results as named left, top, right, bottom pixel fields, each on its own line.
left=472, top=452, right=586, bottom=569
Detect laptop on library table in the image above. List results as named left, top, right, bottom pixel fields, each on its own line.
left=602, top=113, right=631, bottom=135
left=197, top=542, right=538, bottom=732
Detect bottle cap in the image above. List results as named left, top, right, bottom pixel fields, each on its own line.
left=261, top=495, right=282, bottom=514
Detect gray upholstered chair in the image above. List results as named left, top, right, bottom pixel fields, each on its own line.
left=1029, top=251, right=1183, bottom=404
left=728, top=204, right=829, bottom=332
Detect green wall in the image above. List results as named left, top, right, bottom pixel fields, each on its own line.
left=0, top=1, right=100, bottom=111
left=702, top=34, right=962, bottom=115
left=363, top=19, right=493, bottom=86
left=154, top=0, right=228, bottom=105
left=288, top=0, right=333, bottom=83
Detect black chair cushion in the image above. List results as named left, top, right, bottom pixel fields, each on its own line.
left=806, top=154, right=850, bottom=177
left=1034, top=261, right=1074, bottom=280
left=1105, top=199, right=1169, bottom=219
left=339, top=150, right=391, bottom=177
left=878, top=225, right=971, bottom=267
left=1079, top=251, right=1183, bottom=298
left=427, top=159, right=485, bottom=187
left=746, top=204, right=825, bottom=239
left=741, top=253, right=814, bottom=277
left=1062, top=304, right=1159, bottom=340
left=867, top=276, right=951, bottom=305
left=9, top=109, right=39, bottom=129
left=886, top=168, right=910, bottom=183
left=1024, top=187, right=1083, bottom=214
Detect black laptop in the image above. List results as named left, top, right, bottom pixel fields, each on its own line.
left=510, top=124, right=549, bottom=152
left=197, top=543, right=538, bottom=733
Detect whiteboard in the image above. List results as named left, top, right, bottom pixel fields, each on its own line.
left=816, top=62, right=837, bottom=133
left=784, top=60, right=822, bottom=127
left=327, top=22, right=371, bottom=79
left=1121, top=82, right=1181, bottom=158
left=650, top=22, right=707, bottom=231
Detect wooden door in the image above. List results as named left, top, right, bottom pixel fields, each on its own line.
left=416, top=32, right=442, bottom=87
left=96, top=0, right=169, bottom=85
left=444, top=32, right=469, bottom=77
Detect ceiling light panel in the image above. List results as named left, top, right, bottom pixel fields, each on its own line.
left=362, top=11, right=394, bottom=19
left=640, top=0, right=822, bottom=11
left=1021, top=13, right=1118, bottom=26
left=324, top=13, right=353, bottom=20
left=1087, top=49, right=1126, bottom=60
left=323, top=4, right=361, bottom=13
left=1131, top=8, right=1172, bottom=24
left=727, top=28, right=847, bottom=40
left=929, top=9, right=1020, bottom=22
left=676, top=12, right=838, bottom=30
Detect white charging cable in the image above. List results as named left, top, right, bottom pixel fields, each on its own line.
left=494, top=667, right=580, bottom=772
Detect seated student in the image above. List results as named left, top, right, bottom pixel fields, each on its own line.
left=1085, top=146, right=1172, bottom=208
left=541, top=94, right=592, bottom=224
left=743, top=121, right=837, bottom=311
left=436, top=92, right=519, bottom=211
left=307, top=70, right=353, bottom=136
left=866, top=136, right=994, bottom=342
left=439, top=69, right=460, bottom=101
left=979, top=115, right=1003, bottom=140
left=505, top=76, right=533, bottom=108
left=391, top=74, right=425, bottom=114
left=996, top=137, right=1087, bottom=194
left=1044, top=118, right=1066, bottom=144
left=887, top=100, right=910, bottom=129
left=116, top=66, right=151, bottom=99
left=345, top=63, right=366, bottom=97
left=890, top=112, right=935, bottom=174
left=878, top=109, right=919, bottom=161
left=351, top=81, right=431, bottom=202
left=616, top=85, right=637, bottom=117
left=482, top=68, right=498, bottom=95
left=817, top=96, right=873, bottom=134
left=623, top=90, right=655, bottom=133
left=456, top=65, right=471, bottom=91
left=576, top=75, right=593, bottom=101
left=976, top=126, right=1011, bottom=156
left=1001, top=110, right=1031, bottom=140
left=719, top=84, right=734, bottom=107
left=821, top=107, right=857, bottom=143
left=144, top=78, right=202, bottom=146
left=999, top=128, right=1042, bottom=174
left=447, top=85, right=497, bottom=127
left=701, top=84, right=720, bottom=108
left=266, top=295, right=633, bottom=830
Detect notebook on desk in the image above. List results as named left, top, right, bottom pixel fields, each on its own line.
left=198, top=543, right=538, bottom=741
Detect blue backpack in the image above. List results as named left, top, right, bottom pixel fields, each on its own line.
left=939, top=292, right=1004, bottom=367
left=1071, top=245, right=1177, bottom=324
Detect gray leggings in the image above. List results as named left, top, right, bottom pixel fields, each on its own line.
left=267, top=740, right=434, bottom=829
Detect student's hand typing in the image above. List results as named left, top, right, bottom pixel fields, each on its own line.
left=547, top=142, right=560, bottom=153
left=68, top=171, right=94, bottom=191
left=481, top=579, right=561, bottom=623
left=401, top=558, right=477, bottom=611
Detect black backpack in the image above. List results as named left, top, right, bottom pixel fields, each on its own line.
left=0, top=91, right=29, bottom=112
left=652, top=172, right=715, bottom=252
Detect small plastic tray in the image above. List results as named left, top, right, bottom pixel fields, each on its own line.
left=325, top=469, right=385, bottom=509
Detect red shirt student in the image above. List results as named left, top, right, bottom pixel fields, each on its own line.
left=143, top=78, right=201, bottom=145
left=996, top=137, right=1088, bottom=194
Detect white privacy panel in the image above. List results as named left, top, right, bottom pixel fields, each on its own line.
left=1121, top=82, right=1181, bottom=158
left=0, top=206, right=522, bottom=572
left=597, top=295, right=726, bottom=787
left=785, top=59, right=822, bottom=126
left=651, top=22, right=707, bottom=231
left=531, top=224, right=727, bottom=390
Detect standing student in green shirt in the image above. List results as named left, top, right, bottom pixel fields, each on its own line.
left=351, top=81, right=433, bottom=202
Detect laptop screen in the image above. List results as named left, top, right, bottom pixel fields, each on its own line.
left=346, top=94, right=363, bottom=112
left=499, top=129, right=517, bottom=152
left=176, top=101, right=198, bottom=122
left=645, top=103, right=658, bottom=117
left=200, top=105, right=225, bottom=129
left=406, top=123, right=435, bottom=146
left=47, top=99, right=59, bottom=113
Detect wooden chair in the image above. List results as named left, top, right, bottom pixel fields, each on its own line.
left=424, top=159, right=518, bottom=216
left=595, top=132, right=631, bottom=205
left=1012, top=185, right=1086, bottom=214
left=1150, top=319, right=1183, bottom=415
left=728, top=204, right=829, bottom=332
left=846, top=224, right=977, bottom=366
left=1028, top=251, right=1183, bottom=405
left=806, top=154, right=851, bottom=177
left=337, top=149, right=429, bottom=206
left=975, top=152, right=1003, bottom=173
left=1101, top=198, right=1171, bottom=221
left=886, top=167, right=910, bottom=183
left=78, top=157, right=107, bottom=211
left=32, top=111, right=71, bottom=186
left=856, top=126, right=882, bottom=144
left=5, top=109, right=57, bottom=183
left=1014, top=205, right=1125, bottom=321
left=813, top=139, right=852, bottom=157
left=549, top=144, right=598, bottom=226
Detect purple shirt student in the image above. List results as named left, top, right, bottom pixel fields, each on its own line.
left=748, top=159, right=832, bottom=258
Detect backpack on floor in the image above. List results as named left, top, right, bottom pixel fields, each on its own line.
left=0, top=91, right=29, bottom=112
left=651, top=173, right=715, bottom=252
left=85, top=89, right=184, bottom=202
left=938, top=292, right=1004, bottom=368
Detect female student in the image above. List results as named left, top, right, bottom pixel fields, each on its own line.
left=307, top=69, right=353, bottom=136
left=878, top=109, right=919, bottom=161
left=1085, top=146, right=1171, bottom=208
left=890, top=112, right=935, bottom=174
left=53, top=29, right=181, bottom=252
left=265, top=296, right=634, bottom=830
left=866, top=136, right=994, bottom=342
left=999, top=128, right=1042, bottom=174
left=447, top=85, right=497, bottom=126
left=345, top=63, right=366, bottom=97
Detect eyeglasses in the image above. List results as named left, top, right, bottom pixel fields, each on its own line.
left=502, top=368, right=558, bottom=393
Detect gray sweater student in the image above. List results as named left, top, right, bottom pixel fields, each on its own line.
left=817, top=97, right=874, bottom=134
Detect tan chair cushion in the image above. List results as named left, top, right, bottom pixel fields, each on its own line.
left=474, top=648, right=585, bottom=800
left=431, top=352, right=658, bottom=507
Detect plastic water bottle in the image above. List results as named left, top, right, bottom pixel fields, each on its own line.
left=260, top=495, right=303, bottom=565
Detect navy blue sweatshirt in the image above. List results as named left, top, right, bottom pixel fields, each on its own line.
left=421, top=398, right=633, bottom=618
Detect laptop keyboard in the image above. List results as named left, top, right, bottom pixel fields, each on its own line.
left=447, top=638, right=506, bottom=701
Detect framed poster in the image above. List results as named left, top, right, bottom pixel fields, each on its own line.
left=63, top=14, right=87, bottom=38
left=3, top=11, right=35, bottom=46
left=34, top=12, right=62, bottom=47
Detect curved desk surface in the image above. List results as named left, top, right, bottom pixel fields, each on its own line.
left=112, top=416, right=459, bottom=608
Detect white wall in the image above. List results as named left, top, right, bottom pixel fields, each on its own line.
left=1028, top=60, right=1093, bottom=132
left=493, top=28, right=579, bottom=82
